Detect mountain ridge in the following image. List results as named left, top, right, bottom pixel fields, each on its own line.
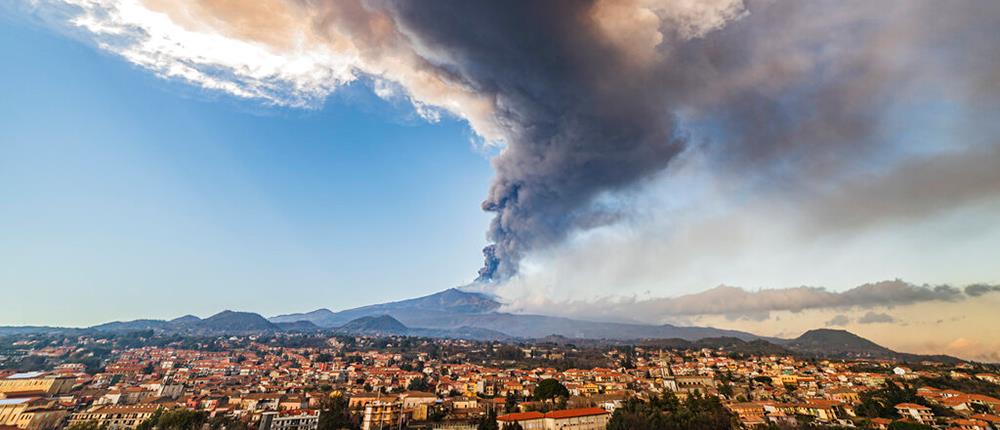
left=0, top=288, right=964, bottom=363
left=268, top=288, right=762, bottom=341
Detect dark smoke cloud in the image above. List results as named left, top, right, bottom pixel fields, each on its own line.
left=386, top=1, right=689, bottom=280
left=505, top=280, right=989, bottom=323
left=42, top=0, right=1000, bottom=283
left=628, top=280, right=964, bottom=318
left=387, top=0, right=1000, bottom=281
left=965, top=284, right=1000, bottom=297
left=825, top=315, right=850, bottom=327
left=858, top=312, right=895, bottom=324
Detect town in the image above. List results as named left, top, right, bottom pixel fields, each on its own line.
left=1, top=331, right=998, bottom=430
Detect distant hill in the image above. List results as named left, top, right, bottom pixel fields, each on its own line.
left=270, top=308, right=336, bottom=325
left=199, top=311, right=278, bottom=332
left=169, top=315, right=201, bottom=325
left=272, top=320, right=321, bottom=332
left=335, top=315, right=409, bottom=336
left=0, top=288, right=964, bottom=364
left=269, top=288, right=761, bottom=341
left=784, top=329, right=894, bottom=358
left=83, top=311, right=279, bottom=334
left=331, top=315, right=512, bottom=340
left=781, top=329, right=962, bottom=363
left=91, top=319, right=169, bottom=332
left=270, top=288, right=502, bottom=327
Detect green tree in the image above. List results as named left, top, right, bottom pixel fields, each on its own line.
left=208, top=415, right=247, bottom=430
left=477, top=408, right=499, bottom=430
left=157, top=409, right=208, bottom=430
left=504, top=392, right=519, bottom=413
left=607, top=392, right=736, bottom=430
left=533, top=379, right=569, bottom=402
left=134, top=409, right=163, bottom=430
left=407, top=377, right=430, bottom=392
left=856, top=383, right=933, bottom=419
left=317, top=395, right=358, bottom=430
left=67, top=421, right=109, bottom=430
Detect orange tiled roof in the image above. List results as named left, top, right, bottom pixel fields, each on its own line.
left=497, top=412, right=544, bottom=421
left=544, top=407, right=610, bottom=419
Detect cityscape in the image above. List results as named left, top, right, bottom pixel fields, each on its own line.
left=2, top=0, right=999, bottom=430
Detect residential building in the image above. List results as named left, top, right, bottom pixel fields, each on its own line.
left=895, top=403, right=934, bottom=425
left=361, top=400, right=404, bottom=430
left=0, top=374, right=74, bottom=397
left=259, top=410, right=320, bottom=430
left=68, top=405, right=159, bottom=430
left=497, top=407, right=610, bottom=430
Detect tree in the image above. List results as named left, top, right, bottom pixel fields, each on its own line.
left=533, top=379, right=569, bottom=402
left=67, top=421, right=108, bottom=430
left=504, top=392, right=520, bottom=413
left=208, top=415, right=247, bottom=430
left=318, top=395, right=357, bottom=430
left=134, top=409, right=162, bottom=430
left=856, top=383, right=930, bottom=419
left=156, top=409, right=209, bottom=430
left=501, top=422, right=523, bottom=430
left=407, top=377, right=430, bottom=392
left=477, top=408, right=499, bottom=430
left=607, top=392, right=736, bottom=430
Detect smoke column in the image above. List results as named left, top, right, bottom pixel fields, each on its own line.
left=36, top=0, right=1000, bottom=283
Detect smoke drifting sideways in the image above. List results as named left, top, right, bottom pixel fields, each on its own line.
left=387, top=1, right=711, bottom=281
left=388, top=0, right=1000, bottom=282
left=36, top=0, right=1000, bottom=285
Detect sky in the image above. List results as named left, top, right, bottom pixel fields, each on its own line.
left=0, top=11, right=493, bottom=325
left=2, top=1, right=999, bottom=361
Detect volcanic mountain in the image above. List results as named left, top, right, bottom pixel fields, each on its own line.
left=270, top=288, right=760, bottom=341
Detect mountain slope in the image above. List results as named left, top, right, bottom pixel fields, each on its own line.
left=91, top=319, right=170, bottom=332
left=270, top=288, right=501, bottom=326
left=270, top=288, right=761, bottom=341
left=334, top=315, right=409, bottom=335
left=781, top=329, right=962, bottom=363
left=784, top=329, right=894, bottom=357
left=200, top=311, right=278, bottom=331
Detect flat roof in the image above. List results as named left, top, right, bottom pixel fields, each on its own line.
left=6, top=371, right=46, bottom=380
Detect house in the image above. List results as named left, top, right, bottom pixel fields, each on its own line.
left=868, top=417, right=892, bottom=429
left=0, top=398, right=68, bottom=430
left=796, top=399, right=843, bottom=423
left=361, top=400, right=404, bottom=430
left=895, top=403, right=934, bottom=425
left=0, top=374, right=75, bottom=397
left=496, top=412, right=545, bottom=430
left=497, top=407, right=610, bottom=430
left=259, top=410, right=319, bottom=430
left=68, top=405, right=160, bottom=430
left=726, top=403, right=766, bottom=428
left=947, top=417, right=989, bottom=430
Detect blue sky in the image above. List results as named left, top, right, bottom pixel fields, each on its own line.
left=0, top=16, right=493, bottom=326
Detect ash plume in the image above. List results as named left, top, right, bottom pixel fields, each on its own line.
left=385, top=1, right=702, bottom=280
left=32, top=0, right=1000, bottom=283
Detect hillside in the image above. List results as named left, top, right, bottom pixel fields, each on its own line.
left=199, top=311, right=278, bottom=332
left=270, top=288, right=502, bottom=327
left=781, top=329, right=962, bottom=363
left=334, top=315, right=409, bottom=335
left=269, top=288, right=761, bottom=341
